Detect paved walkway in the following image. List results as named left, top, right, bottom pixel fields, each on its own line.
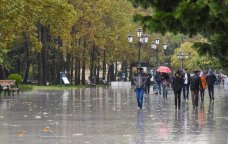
left=0, top=85, right=227, bottom=144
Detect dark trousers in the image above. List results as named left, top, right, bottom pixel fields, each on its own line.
left=191, top=90, right=199, bottom=108
left=200, top=89, right=205, bottom=101
left=145, top=84, right=150, bottom=94
left=208, top=85, right=214, bottom=100
left=135, top=88, right=144, bottom=109
left=182, top=84, right=189, bottom=100
left=174, top=91, right=181, bottom=109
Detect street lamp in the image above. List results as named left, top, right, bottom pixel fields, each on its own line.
left=128, top=28, right=148, bottom=68
left=163, top=43, right=168, bottom=55
left=177, top=52, right=189, bottom=70
left=151, top=37, right=168, bottom=65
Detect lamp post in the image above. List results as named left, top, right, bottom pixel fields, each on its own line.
left=163, top=43, right=168, bottom=55
left=177, top=52, right=189, bottom=70
left=128, top=28, right=148, bottom=68
left=151, top=37, right=168, bottom=66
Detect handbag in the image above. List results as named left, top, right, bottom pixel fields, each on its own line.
left=162, top=80, right=169, bottom=86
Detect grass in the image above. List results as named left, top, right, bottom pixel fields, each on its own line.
left=19, top=83, right=108, bottom=91
left=31, top=84, right=88, bottom=90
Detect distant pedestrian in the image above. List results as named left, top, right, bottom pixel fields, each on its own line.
left=200, top=71, right=207, bottom=101
left=206, top=69, right=217, bottom=101
left=145, top=72, right=152, bottom=94
left=172, top=70, right=184, bottom=110
left=182, top=68, right=190, bottom=102
left=161, top=72, right=170, bottom=99
left=154, top=71, right=162, bottom=95
left=190, top=70, right=202, bottom=109
left=133, top=67, right=147, bottom=110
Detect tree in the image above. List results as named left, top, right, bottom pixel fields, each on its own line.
left=171, top=42, right=221, bottom=71
left=129, top=0, right=228, bottom=71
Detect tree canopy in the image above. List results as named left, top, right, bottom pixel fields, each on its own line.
left=129, top=0, right=228, bottom=70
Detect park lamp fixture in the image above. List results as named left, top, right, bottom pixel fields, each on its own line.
left=151, top=41, right=157, bottom=49
left=163, top=43, right=168, bottom=50
left=128, top=28, right=149, bottom=44
left=177, top=52, right=189, bottom=70
left=128, top=28, right=149, bottom=68
left=155, top=37, right=160, bottom=45
left=177, top=52, right=189, bottom=60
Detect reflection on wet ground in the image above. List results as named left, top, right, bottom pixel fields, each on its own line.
left=0, top=86, right=227, bottom=144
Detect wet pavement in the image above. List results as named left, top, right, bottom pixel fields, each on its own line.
left=0, top=85, right=227, bottom=144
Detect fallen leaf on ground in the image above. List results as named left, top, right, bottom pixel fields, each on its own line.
left=16, top=131, right=25, bottom=137
left=42, top=127, right=50, bottom=132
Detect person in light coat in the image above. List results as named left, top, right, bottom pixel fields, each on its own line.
left=133, top=68, right=147, bottom=110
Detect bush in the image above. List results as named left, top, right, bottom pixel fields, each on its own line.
left=8, top=74, right=22, bottom=84
left=20, top=84, right=33, bottom=91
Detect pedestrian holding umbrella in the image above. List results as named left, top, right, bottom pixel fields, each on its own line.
left=156, top=66, right=172, bottom=73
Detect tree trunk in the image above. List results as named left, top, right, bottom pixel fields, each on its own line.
left=22, top=32, right=30, bottom=84
left=40, top=25, right=50, bottom=85
left=114, top=61, right=118, bottom=81
left=81, top=39, right=86, bottom=85
left=70, top=55, right=74, bottom=84
left=89, top=44, right=95, bottom=80
left=108, top=63, right=115, bottom=81
left=37, top=23, right=42, bottom=84
left=102, top=50, right=106, bottom=80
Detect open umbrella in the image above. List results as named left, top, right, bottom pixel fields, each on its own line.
left=156, top=66, right=171, bottom=73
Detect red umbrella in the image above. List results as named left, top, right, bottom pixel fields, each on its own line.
left=156, top=66, right=171, bottom=73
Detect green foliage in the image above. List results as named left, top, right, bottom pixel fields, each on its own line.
left=129, top=0, right=228, bottom=69
left=19, top=84, right=33, bottom=91
left=8, top=73, right=23, bottom=84
left=171, top=42, right=221, bottom=72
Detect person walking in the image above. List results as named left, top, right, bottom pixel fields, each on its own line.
left=154, top=71, right=162, bottom=95
left=172, top=70, right=184, bottom=110
left=161, top=72, right=170, bottom=99
left=182, top=68, right=190, bottom=102
left=200, top=71, right=207, bottom=101
left=145, top=72, right=152, bottom=94
left=133, top=67, right=147, bottom=110
left=190, top=70, right=202, bottom=109
left=206, top=69, right=217, bottom=101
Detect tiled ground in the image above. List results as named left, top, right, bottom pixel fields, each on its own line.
left=0, top=85, right=227, bottom=144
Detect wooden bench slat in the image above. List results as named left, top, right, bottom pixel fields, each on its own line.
left=0, top=80, right=20, bottom=95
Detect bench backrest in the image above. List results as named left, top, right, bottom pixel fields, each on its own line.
left=0, top=80, right=16, bottom=86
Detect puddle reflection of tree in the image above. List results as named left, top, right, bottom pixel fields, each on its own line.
left=135, top=110, right=145, bottom=144
left=198, top=102, right=206, bottom=129
left=207, top=102, right=215, bottom=132
left=172, top=110, right=184, bottom=143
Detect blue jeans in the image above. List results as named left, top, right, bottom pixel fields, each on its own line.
left=162, top=85, right=168, bottom=99
left=156, top=82, right=161, bottom=94
left=135, top=88, right=144, bottom=109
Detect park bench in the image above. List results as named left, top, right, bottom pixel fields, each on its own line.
left=0, top=80, right=20, bottom=95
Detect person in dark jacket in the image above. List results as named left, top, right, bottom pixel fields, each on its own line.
left=206, top=69, right=217, bottom=101
left=172, top=70, right=184, bottom=110
left=154, top=71, right=161, bottom=95
left=190, top=70, right=202, bottom=109
left=145, top=72, right=152, bottom=94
